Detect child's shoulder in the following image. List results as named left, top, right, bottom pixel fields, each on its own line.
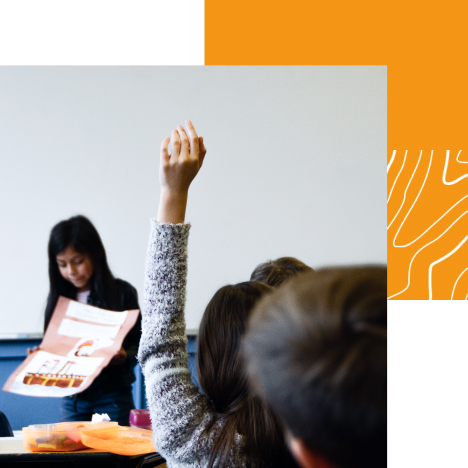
left=115, top=278, right=137, bottom=294
left=114, top=278, right=139, bottom=309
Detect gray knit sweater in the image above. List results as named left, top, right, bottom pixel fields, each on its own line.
left=137, top=220, right=247, bottom=468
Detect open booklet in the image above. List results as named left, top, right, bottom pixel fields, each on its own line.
left=3, top=296, right=140, bottom=397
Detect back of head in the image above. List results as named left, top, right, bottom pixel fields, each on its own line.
left=250, top=257, right=313, bottom=288
left=197, top=281, right=294, bottom=468
left=198, top=282, right=270, bottom=411
left=243, top=266, right=387, bottom=468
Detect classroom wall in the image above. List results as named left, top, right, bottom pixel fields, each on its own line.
left=0, top=66, right=386, bottom=335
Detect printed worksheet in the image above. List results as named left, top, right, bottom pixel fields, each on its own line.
left=3, top=296, right=139, bottom=397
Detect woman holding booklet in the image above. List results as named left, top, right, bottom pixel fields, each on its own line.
left=41, top=215, right=141, bottom=425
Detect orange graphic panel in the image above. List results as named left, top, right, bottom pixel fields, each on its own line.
left=206, top=1, right=468, bottom=296
left=387, top=150, right=468, bottom=299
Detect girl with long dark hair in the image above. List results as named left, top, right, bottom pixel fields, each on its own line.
left=138, top=121, right=296, bottom=468
left=44, top=215, right=141, bottom=425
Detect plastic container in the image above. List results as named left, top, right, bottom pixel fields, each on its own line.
left=80, top=426, right=155, bottom=456
left=22, top=421, right=117, bottom=452
left=129, top=409, right=151, bottom=430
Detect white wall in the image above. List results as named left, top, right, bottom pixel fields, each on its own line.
left=0, top=66, right=386, bottom=334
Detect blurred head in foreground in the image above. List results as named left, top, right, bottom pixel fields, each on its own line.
left=250, top=257, right=314, bottom=288
left=243, top=266, right=387, bottom=468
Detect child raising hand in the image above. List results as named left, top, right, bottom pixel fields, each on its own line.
left=138, top=121, right=295, bottom=468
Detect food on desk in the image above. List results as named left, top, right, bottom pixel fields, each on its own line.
left=24, top=431, right=85, bottom=452
left=22, top=421, right=118, bottom=452
left=25, top=433, right=84, bottom=451
left=22, top=421, right=154, bottom=455
left=80, top=426, right=155, bottom=456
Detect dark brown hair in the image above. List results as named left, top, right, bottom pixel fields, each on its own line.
left=243, top=266, right=387, bottom=468
left=44, top=215, right=119, bottom=331
left=197, top=281, right=294, bottom=468
left=250, top=257, right=313, bottom=287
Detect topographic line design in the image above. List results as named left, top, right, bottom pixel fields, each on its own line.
left=387, top=150, right=422, bottom=230
left=394, top=195, right=468, bottom=248
left=387, top=150, right=396, bottom=173
left=387, top=150, right=407, bottom=203
left=451, top=268, right=468, bottom=300
left=392, top=151, right=432, bottom=247
left=428, top=236, right=468, bottom=300
left=443, top=150, right=468, bottom=185
left=456, top=150, right=467, bottom=163
left=388, top=150, right=468, bottom=300
left=387, top=210, right=468, bottom=299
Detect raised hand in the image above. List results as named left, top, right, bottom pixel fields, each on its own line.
left=157, top=120, right=206, bottom=224
left=160, top=120, right=205, bottom=195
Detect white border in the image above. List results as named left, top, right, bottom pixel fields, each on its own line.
left=0, top=0, right=204, bottom=65
left=389, top=300, right=468, bottom=467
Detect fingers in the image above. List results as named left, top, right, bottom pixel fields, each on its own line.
left=184, top=120, right=199, bottom=158
left=166, top=121, right=203, bottom=164
left=177, top=125, right=190, bottom=158
left=170, top=129, right=180, bottom=160
left=199, top=136, right=207, bottom=167
left=160, top=137, right=170, bottom=165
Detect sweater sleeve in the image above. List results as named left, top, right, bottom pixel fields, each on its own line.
left=137, top=220, right=217, bottom=466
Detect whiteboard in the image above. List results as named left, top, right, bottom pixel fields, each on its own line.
left=0, top=66, right=386, bottom=334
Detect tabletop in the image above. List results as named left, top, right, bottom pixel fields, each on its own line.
left=0, top=437, right=166, bottom=468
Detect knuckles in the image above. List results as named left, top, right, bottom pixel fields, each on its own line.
left=163, top=158, right=198, bottom=170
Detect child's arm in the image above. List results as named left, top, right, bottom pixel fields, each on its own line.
left=138, top=122, right=217, bottom=466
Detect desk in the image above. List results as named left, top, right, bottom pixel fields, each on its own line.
left=0, top=335, right=198, bottom=431
left=0, top=438, right=166, bottom=468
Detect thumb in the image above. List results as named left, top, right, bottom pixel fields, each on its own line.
left=199, top=136, right=207, bottom=167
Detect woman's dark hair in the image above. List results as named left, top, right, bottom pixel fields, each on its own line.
left=44, top=215, right=119, bottom=331
left=250, top=257, right=313, bottom=288
left=197, top=281, right=292, bottom=468
left=243, top=266, right=387, bottom=468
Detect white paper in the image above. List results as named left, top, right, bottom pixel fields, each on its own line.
left=8, top=350, right=104, bottom=397
left=92, top=413, right=111, bottom=422
left=58, top=318, right=120, bottom=339
left=66, top=301, right=128, bottom=326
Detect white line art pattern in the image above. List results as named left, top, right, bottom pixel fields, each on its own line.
left=451, top=268, right=468, bottom=300
left=387, top=150, right=468, bottom=300
left=443, top=150, right=468, bottom=185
